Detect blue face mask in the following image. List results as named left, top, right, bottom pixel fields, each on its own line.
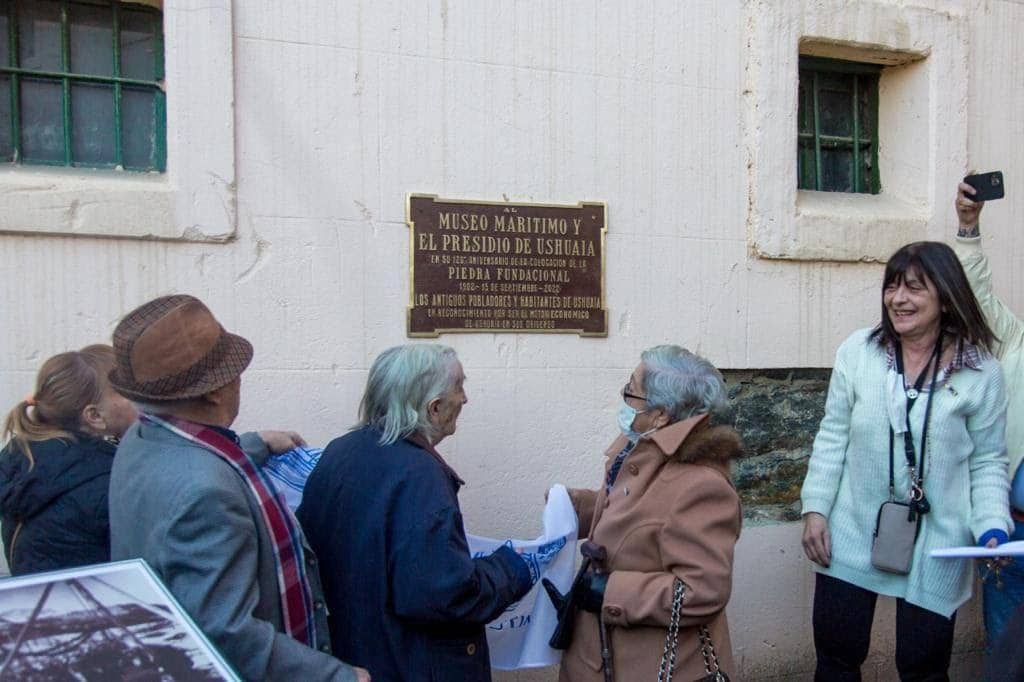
left=618, top=400, right=650, bottom=443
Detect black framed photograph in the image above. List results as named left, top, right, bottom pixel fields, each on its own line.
left=0, top=559, right=238, bottom=680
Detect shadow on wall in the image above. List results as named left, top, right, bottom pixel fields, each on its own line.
left=715, top=369, right=832, bottom=524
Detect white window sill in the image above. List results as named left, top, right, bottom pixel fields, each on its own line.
left=0, top=166, right=232, bottom=241
left=752, top=190, right=929, bottom=262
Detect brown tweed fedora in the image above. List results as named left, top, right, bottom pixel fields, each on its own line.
left=109, top=294, right=253, bottom=402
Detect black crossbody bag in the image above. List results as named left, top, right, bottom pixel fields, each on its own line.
left=871, top=336, right=942, bottom=575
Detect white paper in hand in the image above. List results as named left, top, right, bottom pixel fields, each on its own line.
left=465, top=484, right=578, bottom=670
left=930, top=540, right=1024, bottom=559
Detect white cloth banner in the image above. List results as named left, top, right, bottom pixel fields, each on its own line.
left=466, top=484, right=579, bottom=670
left=263, top=446, right=323, bottom=512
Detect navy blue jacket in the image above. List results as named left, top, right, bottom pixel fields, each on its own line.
left=0, top=434, right=114, bottom=575
left=297, top=426, right=532, bottom=682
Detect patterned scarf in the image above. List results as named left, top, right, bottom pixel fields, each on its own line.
left=605, top=440, right=637, bottom=495
left=883, top=336, right=985, bottom=382
left=140, top=413, right=315, bottom=645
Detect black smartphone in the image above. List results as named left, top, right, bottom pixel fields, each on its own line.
left=964, top=171, right=1005, bottom=202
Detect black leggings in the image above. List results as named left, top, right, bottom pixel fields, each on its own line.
left=812, top=573, right=956, bottom=682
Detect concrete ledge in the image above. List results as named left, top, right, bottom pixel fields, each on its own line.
left=752, top=190, right=929, bottom=263
left=0, top=167, right=233, bottom=242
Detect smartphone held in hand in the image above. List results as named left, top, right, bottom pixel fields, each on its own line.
left=964, top=171, right=1005, bottom=202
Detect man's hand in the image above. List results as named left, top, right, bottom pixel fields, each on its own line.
left=257, top=430, right=307, bottom=454
left=354, top=667, right=372, bottom=682
left=802, top=512, right=832, bottom=567
left=956, top=181, right=984, bottom=238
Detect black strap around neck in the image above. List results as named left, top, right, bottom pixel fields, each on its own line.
left=888, top=334, right=943, bottom=499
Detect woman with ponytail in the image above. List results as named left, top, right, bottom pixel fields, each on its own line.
left=1, top=345, right=137, bottom=575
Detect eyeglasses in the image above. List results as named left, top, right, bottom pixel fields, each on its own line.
left=622, top=382, right=647, bottom=403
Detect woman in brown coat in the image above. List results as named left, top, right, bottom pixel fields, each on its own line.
left=557, top=345, right=742, bottom=681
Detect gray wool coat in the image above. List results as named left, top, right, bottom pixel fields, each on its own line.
left=109, top=419, right=356, bottom=682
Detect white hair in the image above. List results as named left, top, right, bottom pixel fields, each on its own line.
left=358, top=344, right=460, bottom=445
left=640, top=345, right=725, bottom=422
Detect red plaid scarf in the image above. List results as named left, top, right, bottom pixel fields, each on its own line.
left=141, top=413, right=315, bottom=645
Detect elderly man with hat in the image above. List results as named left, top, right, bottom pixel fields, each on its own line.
left=107, top=294, right=369, bottom=682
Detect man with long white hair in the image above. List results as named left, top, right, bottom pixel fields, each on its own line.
left=298, top=344, right=533, bottom=681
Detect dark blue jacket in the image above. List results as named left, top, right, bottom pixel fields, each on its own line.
left=0, top=434, right=114, bottom=575
left=297, top=426, right=532, bottom=682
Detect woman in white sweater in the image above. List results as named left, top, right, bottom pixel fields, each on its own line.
left=801, top=241, right=1011, bottom=680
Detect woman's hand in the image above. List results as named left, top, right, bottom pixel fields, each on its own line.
left=802, top=512, right=832, bottom=567
left=956, top=181, right=984, bottom=237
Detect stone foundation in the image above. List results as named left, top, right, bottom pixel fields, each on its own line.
left=718, top=369, right=832, bottom=523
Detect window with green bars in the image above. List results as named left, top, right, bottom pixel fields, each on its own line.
left=0, top=0, right=164, bottom=172
left=798, top=56, right=880, bottom=194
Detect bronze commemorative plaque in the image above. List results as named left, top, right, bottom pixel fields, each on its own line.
left=406, top=194, right=607, bottom=337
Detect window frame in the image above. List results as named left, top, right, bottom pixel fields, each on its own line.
left=0, top=0, right=237, bottom=242
left=1, top=0, right=166, bottom=172
left=797, top=56, right=880, bottom=195
left=744, top=2, right=967, bottom=263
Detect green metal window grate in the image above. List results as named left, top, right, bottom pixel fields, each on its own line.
left=0, top=0, right=165, bottom=172
left=798, top=56, right=881, bottom=194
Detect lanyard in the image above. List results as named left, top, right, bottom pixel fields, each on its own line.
left=888, top=334, right=943, bottom=516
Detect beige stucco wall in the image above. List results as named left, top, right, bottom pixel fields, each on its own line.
left=2, top=0, right=1023, bottom=678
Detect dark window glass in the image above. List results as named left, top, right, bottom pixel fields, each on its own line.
left=0, top=6, right=10, bottom=68
left=1, top=0, right=165, bottom=171
left=797, top=56, right=881, bottom=194
left=121, top=86, right=154, bottom=168
left=20, top=78, right=64, bottom=162
left=797, top=72, right=813, bottom=135
left=798, top=142, right=815, bottom=191
left=120, top=8, right=156, bottom=81
left=71, top=82, right=115, bottom=164
left=821, top=149, right=854, bottom=193
left=69, top=3, right=114, bottom=77
left=817, top=76, right=853, bottom=137
left=858, top=80, right=873, bottom=142
left=18, top=1, right=62, bottom=72
left=0, top=76, right=11, bottom=160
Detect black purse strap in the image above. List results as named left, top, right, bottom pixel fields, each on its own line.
left=888, top=335, right=943, bottom=506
